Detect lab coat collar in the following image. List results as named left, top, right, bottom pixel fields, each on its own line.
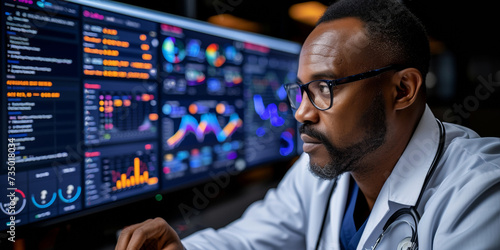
left=386, top=105, right=440, bottom=206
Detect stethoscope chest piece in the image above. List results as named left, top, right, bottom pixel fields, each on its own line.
left=397, top=237, right=416, bottom=250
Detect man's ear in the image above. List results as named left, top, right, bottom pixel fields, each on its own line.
left=393, top=68, right=423, bottom=110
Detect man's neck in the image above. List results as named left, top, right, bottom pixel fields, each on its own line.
left=350, top=153, right=400, bottom=211
left=351, top=119, right=419, bottom=210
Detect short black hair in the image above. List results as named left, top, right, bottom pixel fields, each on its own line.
left=317, top=0, right=430, bottom=79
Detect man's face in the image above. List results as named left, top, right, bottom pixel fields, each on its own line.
left=295, top=17, right=390, bottom=179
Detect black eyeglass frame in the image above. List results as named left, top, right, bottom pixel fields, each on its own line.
left=284, top=65, right=405, bottom=111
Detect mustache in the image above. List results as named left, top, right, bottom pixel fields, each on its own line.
left=299, top=124, right=329, bottom=145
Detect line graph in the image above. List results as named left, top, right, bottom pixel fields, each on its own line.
left=253, top=94, right=286, bottom=127
left=166, top=113, right=243, bottom=148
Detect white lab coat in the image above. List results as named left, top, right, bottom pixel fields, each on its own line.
left=182, top=105, right=500, bottom=249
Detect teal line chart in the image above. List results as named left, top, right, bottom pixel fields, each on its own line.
left=165, top=112, right=243, bottom=149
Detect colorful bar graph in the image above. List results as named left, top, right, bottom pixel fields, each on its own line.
left=114, top=157, right=158, bottom=190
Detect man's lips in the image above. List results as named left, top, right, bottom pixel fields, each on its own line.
left=301, top=134, right=323, bottom=153
left=300, top=134, right=322, bottom=144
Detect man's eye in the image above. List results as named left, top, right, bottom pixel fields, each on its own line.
left=318, top=83, right=329, bottom=94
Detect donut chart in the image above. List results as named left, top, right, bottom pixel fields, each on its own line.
left=205, top=43, right=225, bottom=67
left=31, top=192, right=57, bottom=209
left=0, top=189, right=26, bottom=215
left=162, top=37, right=186, bottom=63
left=58, top=186, right=82, bottom=203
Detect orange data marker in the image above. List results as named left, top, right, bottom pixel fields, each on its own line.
left=149, top=113, right=159, bottom=121
left=216, top=103, right=226, bottom=114
left=188, top=104, right=198, bottom=114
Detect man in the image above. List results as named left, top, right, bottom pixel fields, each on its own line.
left=116, top=0, right=500, bottom=249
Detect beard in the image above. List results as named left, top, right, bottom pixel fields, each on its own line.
left=300, top=92, right=387, bottom=180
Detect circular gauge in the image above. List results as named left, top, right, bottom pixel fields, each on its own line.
left=224, top=71, right=242, bottom=86
left=185, top=68, right=205, bottom=86
left=225, top=45, right=237, bottom=60
left=205, top=43, right=226, bottom=67
left=162, top=37, right=185, bottom=63
left=186, top=39, right=201, bottom=57
left=0, top=189, right=26, bottom=215
left=225, top=45, right=242, bottom=64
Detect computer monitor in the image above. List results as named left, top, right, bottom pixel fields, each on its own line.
left=0, top=0, right=300, bottom=231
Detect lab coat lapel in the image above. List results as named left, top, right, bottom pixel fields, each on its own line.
left=328, top=174, right=351, bottom=249
left=357, top=105, right=441, bottom=249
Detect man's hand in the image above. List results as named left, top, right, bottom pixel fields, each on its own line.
left=115, top=217, right=184, bottom=250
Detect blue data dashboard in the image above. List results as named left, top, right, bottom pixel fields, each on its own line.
left=0, top=0, right=301, bottom=230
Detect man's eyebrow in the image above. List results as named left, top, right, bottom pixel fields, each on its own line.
left=296, top=72, right=337, bottom=84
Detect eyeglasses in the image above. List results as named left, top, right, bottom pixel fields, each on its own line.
left=284, top=65, right=402, bottom=111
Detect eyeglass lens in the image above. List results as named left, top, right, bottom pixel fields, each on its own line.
left=287, top=81, right=331, bottom=110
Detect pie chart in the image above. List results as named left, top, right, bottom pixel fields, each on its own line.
left=162, top=37, right=186, bottom=63
left=205, top=43, right=225, bottom=67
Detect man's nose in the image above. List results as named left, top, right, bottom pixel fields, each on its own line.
left=294, top=92, right=319, bottom=125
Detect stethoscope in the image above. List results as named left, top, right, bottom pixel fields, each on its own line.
left=315, top=119, right=446, bottom=250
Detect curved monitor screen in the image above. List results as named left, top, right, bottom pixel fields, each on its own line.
left=0, top=0, right=300, bottom=230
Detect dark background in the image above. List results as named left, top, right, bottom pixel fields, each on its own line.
left=3, top=1, right=499, bottom=249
